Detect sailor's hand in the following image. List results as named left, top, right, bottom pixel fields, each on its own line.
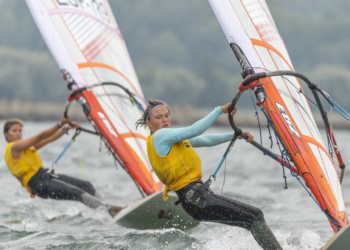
left=60, top=115, right=71, bottom=126
left=68, top=121, right=79, bottom=129
left=62, top=121, right=79, bottom=134
left=221, top=103, right=237, bottom=115
left=238, top=131, right=254, bottom=143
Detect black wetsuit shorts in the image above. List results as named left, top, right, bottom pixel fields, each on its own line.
left=175, top=180, right=265, bottom=230
left=28, top=168, right=96, bottom=202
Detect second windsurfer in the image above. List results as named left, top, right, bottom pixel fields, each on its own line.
left=3, top=117, right=123, bottom=218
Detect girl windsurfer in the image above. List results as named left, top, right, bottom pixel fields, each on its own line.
left=3, top=117, right=123, bottom=218
left=136, top=100, right=282, bottom=250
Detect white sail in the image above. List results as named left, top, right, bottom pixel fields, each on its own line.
left=208, top=0, right=347, bottom=231
left=26, top=0, right=162, bottom=194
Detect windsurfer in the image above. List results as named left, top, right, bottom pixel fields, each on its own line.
left=136, top=100, right=282, bottom=250
left=3, top=117, right=123, bottom=218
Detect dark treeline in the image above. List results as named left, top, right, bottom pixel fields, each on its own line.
left=0, top=0, right=350, bottom=112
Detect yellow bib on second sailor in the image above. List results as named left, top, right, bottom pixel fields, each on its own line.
left=4, top=142, right=44, bottom=197
left=147, top=134, right=202, bottom=201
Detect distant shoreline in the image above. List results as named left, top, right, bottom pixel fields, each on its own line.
left=0, top=99, right=349, bottom=129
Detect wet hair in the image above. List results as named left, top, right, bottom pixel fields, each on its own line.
left=136, top=100, right=169, bottom=131
left=3, top=119, right=23, bottom=142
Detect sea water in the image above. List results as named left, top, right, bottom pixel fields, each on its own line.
left=0, top=121, right=349, bottom=250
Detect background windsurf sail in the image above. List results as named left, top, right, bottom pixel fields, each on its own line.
left=25, top=0, right=162, bottom=195
left=208, top=0, right=347, bottom=232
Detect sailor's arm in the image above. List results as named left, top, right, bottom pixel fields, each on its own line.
left=34, top=122, right=79, bottom=150
left=11, top=116, right=71, bottom=158
left=189, top=131, right=254, bottom=147
left=188, top=133, right=234, bottom=147
left=154, top=104, right=237, bottom=156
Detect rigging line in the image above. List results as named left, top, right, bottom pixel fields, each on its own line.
left=277, top=76, right=320, bottom=142
left=95, top=93, right=132, bottom=99
left=73, top=140, right=84, bottom=179
left=113, top=149, right=146, bottom=199
left=221, top=157, right=227, bottom=195
left=249, top=89, right=262, bottom=145
left=273, top=72, right=319, bottom=141
left=82, top=101, right=150, bottom=197
left=329, top=106, right=339, bottom=154
left=99, top=135, right=103, bottom=152
left=281, top=76, right=318, bottom=107
left=279, top=77, right=323, bottom=140
left=90, top=88, right=139, bottom=124
left=324, top=110, right=334, bottom=160
left=51, top=129, right=81, bottom=171
left=263, top=108, right=274, bottom=148
left=99, top=126, right=154, bottom=195
left=279, top=76, right=320, bottom=131
left=78, top=62, right=143, bottom=98
left=261, top=89, right=288, bottom=188
left=233, top=72, right=343, bottom=228
left=65, top=68, right=146, bottom=103
left=71, top=81, right=146, bottom=106
left=279, top=136, right=341, bottom=229
left=282, top=74, right=350, bottom=123
left=93, top=90, right=150, bottom=165
left=99, top=129, right=147, bottom=198
left=92, top=84, right=145, bottom=133
left=86, top=91, right=150, bottom=173
left=211, top=134, right=237, bottom=180
left=295, top=174, right=342, bottom=231
left=261, top=107, right=342, bottom=229
left=261, top=92, right=342, bottom=230
left=251, top=66, right=268, bottom=72
left=329, top=98, right=350, bottom=121
left=325, top=127, right=334, bottom=160
left=103, top=96, right=149, bottom=159
left=280, top=149, right=288, bottom=188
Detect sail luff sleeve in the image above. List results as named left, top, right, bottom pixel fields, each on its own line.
left=208, top=0, right=265, bottom=72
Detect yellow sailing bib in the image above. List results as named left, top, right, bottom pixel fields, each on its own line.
left=147, top=134, right=202, bottom=201
left=4, top=142, right=44, bottom=197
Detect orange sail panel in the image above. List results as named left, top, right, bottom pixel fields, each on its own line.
left=26, top=0, right=162, bottom=195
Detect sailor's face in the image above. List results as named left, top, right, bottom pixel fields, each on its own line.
left=5, top=124, right=23, bottom=142
left=146, top=106, right=171, bottom=133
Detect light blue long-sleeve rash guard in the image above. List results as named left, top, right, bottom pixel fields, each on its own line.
left=153, top=106, right=234, bottom=156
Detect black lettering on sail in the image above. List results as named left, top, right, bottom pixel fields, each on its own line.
left=275, top=102, right=301, bottom=138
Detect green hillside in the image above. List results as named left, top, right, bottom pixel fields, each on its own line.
left=0, top=0, right=349, bottom=111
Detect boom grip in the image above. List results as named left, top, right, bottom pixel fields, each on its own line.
left=241, top=72, right=267, bottom=86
